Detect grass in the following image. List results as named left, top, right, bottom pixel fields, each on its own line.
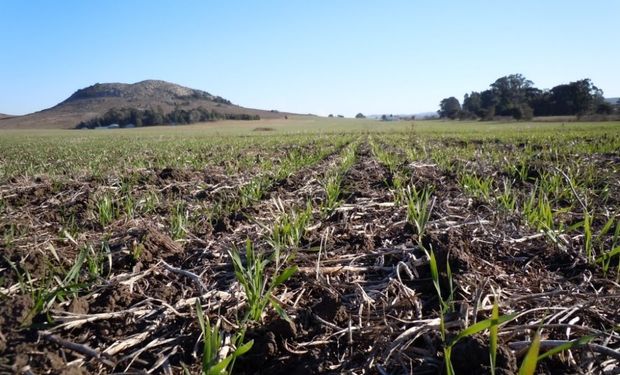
left=2, top=119, right=618, bottom=182
left=321, top=174, right=342, bottom=214
left=459, top=172, right=493, bottom=200
left=497, top=178, right=517, bottom=211
left=269, top=200, right=313, bottom=252
left=194, top=302, right=253, bottom=375
left=228, top=239, right=298, bottom=323
left=403, top=185, right=435, bottom=243
left=170, top=202, right=188, bottom=240
left=3, top=243, right=108, bottom=325
left=519, top=331, right=541, bottom=375
left=95, top=193, right=116, bottom=227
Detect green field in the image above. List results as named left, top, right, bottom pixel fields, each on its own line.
left=1, top=118, right=619, bottom=374
left=2, top=118, right=619, bottom=181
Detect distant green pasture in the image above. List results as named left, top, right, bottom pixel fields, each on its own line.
left=1, top=118, right=618, bottom=181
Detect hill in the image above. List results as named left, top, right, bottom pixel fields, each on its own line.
left=0, top=80, right=289, bottom=129
left=0, top=113, right=15, bottom=120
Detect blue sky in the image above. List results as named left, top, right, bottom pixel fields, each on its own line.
left=1, top=1, right=618, bottom=116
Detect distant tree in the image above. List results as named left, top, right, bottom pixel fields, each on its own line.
left=462, top=92, right=482, bottom=117
left=438, top=97, right=461, bottom=119
left=337, top=114, right=344, bottom=118
left=515, top=103, right=534, bottom=120
left=549, top=79, right=604, bottom=116
left=189, top=109, right=202, bottom=123
left=458, top=110, right=477, bottom=120
left=491, top=74, right=533, bottom=117
left=355, top=113, right=366, bottom=119
left=381, top=114, right=388, bottom=121
left=479, top=89, right=498, bottom=119
left=328, top=114, right=334, bottom=118
left=74, top=105, right=260, bottom=129
left=527, top=89, right=553, bottom=117
left=153, top=107, right=165, bottom=124
left=596, top=101, right=614, bottom=115
left=441, top=75, right=609, bottom=121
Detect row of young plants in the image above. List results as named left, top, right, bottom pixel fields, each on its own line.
left=79, top=136, right=353, bottom=239
left=2, top=135, right=345, bottom=244
left=0, top=136, right=353, bottom=336
left=0, top=133, right=342, bottom=182
left=193, top=139, right=363, bottom=373
left=382, top=132, right=620, bottom=277
left=319, top=140, right=359, bottom=216
left=405, top=182, right=592, bottom=375
left=455, top=149, right=618, bottom=276
left=368, top=136, right=413, bottom=204
left=372, top=137, right=602, bottom=374
left=200, top=136, right=356, bottom=237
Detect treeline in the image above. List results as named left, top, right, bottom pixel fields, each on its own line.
left=438, top=74, right=617, bottom=120
left=76, top=106, right=260, bottom=129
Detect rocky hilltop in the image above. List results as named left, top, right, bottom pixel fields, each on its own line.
left=0, top=80, right=288, bottom=129
left=61, top=80, right=230, bottom=104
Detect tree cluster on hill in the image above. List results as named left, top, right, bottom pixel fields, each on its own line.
left=439, top=74, right=614, bottom=120
left=76, top=106, right=260, bottom=129
left=183, top=92, right=232, bottom=105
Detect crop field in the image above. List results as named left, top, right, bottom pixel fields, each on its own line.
left=1, top=120, right=619, bottom=374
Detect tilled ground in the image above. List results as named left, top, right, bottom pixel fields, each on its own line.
left=0, top=140, right=619, bottom=374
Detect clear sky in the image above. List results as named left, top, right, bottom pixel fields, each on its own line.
left=1, top=1, right=618, bottom=116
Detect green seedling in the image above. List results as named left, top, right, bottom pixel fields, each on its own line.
left=96, top=194, right=116, bottom=227
left=512, top=161, right=530, bottom=183
left=228, top=239, right=297, bottom=323
left=140, top=190, right=160, bottom=214
left=4, top=245, right=96, bottom=325
left=239, top=177, right=268, bottom=207
left=403, top=185, right=434, bottom=243
left=522, top=188, right=555, bottom=232
left=269, top=201, right=312, bottom=252
left=445, top=312, right=517, bottom=375
left=497, top=178, right=517, bottom=212
left=425, top=246, right=517, bottom=375
left=170, top=202, right=188, bottom=240
left=597, top=245, right=620, bottom=276
left=516, top=332, right=594, bottom=375
left=195, top=302, right=253, bottom=375
left=122, top=194, right=136, bottom=219
left=518, top=331, right=542, bottom=375
left=322, top=174, right=342, bottom=214
left=490, top=298, right=499, bottom=374
left=460, top=172, right=493, bottom=201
